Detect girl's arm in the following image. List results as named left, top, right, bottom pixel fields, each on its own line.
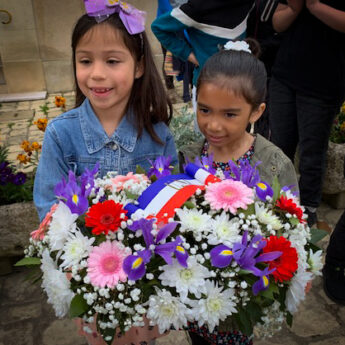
left=272, top=0, right=304, bottom=32
left=306, top=0, right=345, bottom=33
left=163, top=130, right=179, bottom=168
left=33, top=125, right=69, bottom=221
left=151, top=10, right=194, bottom=63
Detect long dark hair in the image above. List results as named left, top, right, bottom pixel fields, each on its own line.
left=197, top=39, right=267, bottom=110
left=71, top=14, right=172, bottom=144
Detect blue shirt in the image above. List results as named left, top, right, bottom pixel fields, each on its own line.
left=34, top=99, right=178, bottom=221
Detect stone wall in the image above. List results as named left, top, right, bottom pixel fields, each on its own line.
left=0, top=0, right=161, bottom=94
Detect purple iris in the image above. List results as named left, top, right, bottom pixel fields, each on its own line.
left=225, top=160, right=261, bottom=188
left=210, top=245, right=234, bottom=268
left=124, top=219, right=187, bottom=280
left=255, top=181, right=274, bottom=202
left=281, top=184, right=299, bottom=198
left=147, top=156, right=173, bottom=179
left=194, top=154, right=217, bottom=174
left=80, top=162, right=99, bottom=196
left=54, top=171, right=89, bottom=215
left=210, top=232, right=282, bottom=294
left=252, top=267, right=276, bottom=296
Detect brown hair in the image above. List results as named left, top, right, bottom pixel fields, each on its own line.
left=71, top=14, right=172, bottom=143
left=197, top=39, right=266, bottom=110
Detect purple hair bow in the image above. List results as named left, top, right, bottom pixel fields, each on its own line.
left=84, top=0, right=146, bottom=35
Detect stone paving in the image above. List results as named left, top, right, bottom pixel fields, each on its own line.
left=1, top=87, right=345, bottom=345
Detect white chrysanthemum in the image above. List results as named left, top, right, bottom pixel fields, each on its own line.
left=146, top=288, right=190, bottom=333
left=207, top=213, right=241, bottom=246
left=159, top=257, right=211, bottom=301
left=188, top=280, right=237, bottom=332
left=41, top=249, right=74, bottom=317
left=60, top=230, right=95, bottom=269
left=285, top=268, right=313, bottom=314
left=307, top=249, right=323, bottom=276
left=255, top=204, right=283, bottom=230
left=176, top=208, right=211, bottom=235
left=48, top=202, right=78, bottom=251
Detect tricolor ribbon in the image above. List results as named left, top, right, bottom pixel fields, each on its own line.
left=125, top=163, right=221, bottom=222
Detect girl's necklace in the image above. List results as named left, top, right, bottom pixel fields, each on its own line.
left=201, top=136, right=256, bottom=173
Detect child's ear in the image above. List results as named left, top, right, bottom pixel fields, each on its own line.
left=249, top=102, right=266, bottom=124
left=135, top=57, right=144, bottom=79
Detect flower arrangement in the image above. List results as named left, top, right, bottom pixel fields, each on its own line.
left=17, top=156, right=325, bottom=344
left=329, top=102, right=345, bottom=144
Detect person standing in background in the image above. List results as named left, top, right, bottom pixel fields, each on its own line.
left=268, top=0, right=345, bottom=227
left=152, top=0, right=256, bottom=116
left=155, top=0, right=188, bottom=103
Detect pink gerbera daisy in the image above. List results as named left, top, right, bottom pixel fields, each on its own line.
left=205, top=180, right=254, bottom=214
left=31, top=203, right=58, bottom=240
left=87, top=241, right=127, bottom=288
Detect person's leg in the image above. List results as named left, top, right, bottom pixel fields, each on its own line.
left=161, top=44, right=174, bottom=90
left=323, top=209, right=345, bottom=305
left=269, top=77, right=299, bottom=161
left=296, top=94, right=340, bottom=216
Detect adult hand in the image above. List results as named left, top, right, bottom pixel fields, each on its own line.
left=306, top=0, right=320, bottom=11
left=287, top=0, right=305, bottom=14
left=188, top=52, right=199, bottom=67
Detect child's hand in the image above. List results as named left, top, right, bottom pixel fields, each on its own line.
left=188, top=52, right=199, bottom=67
left=287, top=0, right=305, bottom=14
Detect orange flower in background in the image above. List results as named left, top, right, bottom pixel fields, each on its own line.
left=31, top=142, right=42, bottom=151
left=17, top=153, right=30, bottom=164
left=34, top=118, right=48, bottom=132
left=21, top=140, right=31, bottom=153
left=55, top=96, right=66, bottom=108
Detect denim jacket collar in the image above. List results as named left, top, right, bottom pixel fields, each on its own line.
left=79, top=99, right=137, bottom=154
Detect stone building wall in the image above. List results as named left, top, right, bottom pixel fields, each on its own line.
left=0, top=0, right=160, bottom=94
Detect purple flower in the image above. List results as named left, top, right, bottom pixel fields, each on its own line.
left=123, top=249, right=152, bottom=281
left=124, top=219, right=182, bottom=280
left=80, top=162, right=99, bottom=196
left=173, top=236, right=189, bottom=268
left=282, top=184, right=299, bottom=197
left=252, top=267, right=276, bottom=295
left=194, top=154, right=217, bottom=174
left=11, top=172, right=27, bottom=185
left=147, top=156, right=173, bottom=179
left=255, top=181, right=274, bottom=202
left=0, top=161, right=14, bottom=185
left=54, top=171, right=89, bottom=215
left=210, top=245, right=234, bottom=268
left=226, top=160, right=261, bottom=188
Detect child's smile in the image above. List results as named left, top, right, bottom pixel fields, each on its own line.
left=197, top=82, right=262, bottom=162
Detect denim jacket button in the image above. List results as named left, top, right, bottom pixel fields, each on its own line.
left=112, top=143, right=118, bottom=150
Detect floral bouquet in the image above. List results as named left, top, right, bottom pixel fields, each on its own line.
left=17, top=156, right=325, bottom=344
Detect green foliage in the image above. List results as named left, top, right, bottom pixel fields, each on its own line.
left=40, top=102, right=50, bottom=116
left=309, top=227, right=328, bottom=245
left=170, top=105, right=202, bottom=150
left=69, top=294, right=89, bottom=318
left=330, top=104, right=345, bottom=143
left=15, top=257, right=41, bottom=266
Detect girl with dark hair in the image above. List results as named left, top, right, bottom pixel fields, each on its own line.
left=179, top=40, right=298, bottom=345
left=33, top=2, right=178, bottom=222
left=180, top=41, right=298, bottom=192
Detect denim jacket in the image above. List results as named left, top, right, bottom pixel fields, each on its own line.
left=34, top=99, right=177, bottom=221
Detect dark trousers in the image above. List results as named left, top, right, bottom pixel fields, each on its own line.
left=326, top=210, right=345, bottom=265
left=188, top=332, right=209, bottom=345
left=161, top=45, right=174, bottom=90
left=269, top=77, right=342, bottom=208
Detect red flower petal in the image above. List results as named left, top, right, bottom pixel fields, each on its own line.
left=263, top=236, right=298, bottom=283
left=85, top=200, right=127, bottom=235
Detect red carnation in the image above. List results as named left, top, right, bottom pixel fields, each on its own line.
left=263, top=236, right=298, bottom=283
left=276, top=195, right=305, bottom=223
left=86, top=200, right=127, bottom=236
